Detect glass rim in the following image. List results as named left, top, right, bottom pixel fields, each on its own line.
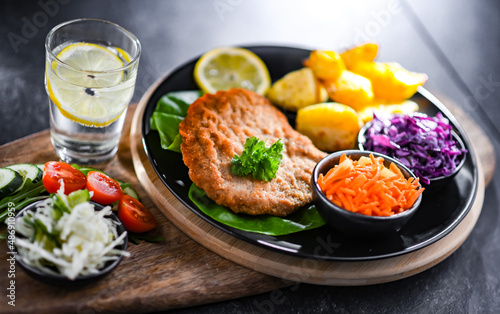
left=45, top=18, right=141, bottom=74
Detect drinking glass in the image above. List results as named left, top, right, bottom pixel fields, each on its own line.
left=45, top=18, right=141, bottom=164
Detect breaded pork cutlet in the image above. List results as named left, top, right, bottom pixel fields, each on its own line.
left=179, top=88, right=326, bottom=216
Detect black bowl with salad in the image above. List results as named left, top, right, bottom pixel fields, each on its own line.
left=1, top=161, right=160, bottom=285
left=11, top=190, right=129, bottom=286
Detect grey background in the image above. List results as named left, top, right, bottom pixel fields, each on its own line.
left=1, top=0, right=499, bottom=313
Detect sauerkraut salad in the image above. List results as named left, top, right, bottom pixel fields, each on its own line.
left=14, top=183, right=129, bottom=280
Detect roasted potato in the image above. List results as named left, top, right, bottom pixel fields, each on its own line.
left=296, top=102, right=362, bottom=152
left=340, top=42, right=379, bottom=69
left=267, top=67, right=328, bottom=111
left=350, top=62, right=427, bottom=102
left=356, top=99, right=419, bottom=123
left=308, top=50, right=345, bottom=81
left=322, top=70, right=374, bottom=110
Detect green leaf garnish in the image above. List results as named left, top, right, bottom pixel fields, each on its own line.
left=188, top=183, right=325, bottom=236
left=231, top=136, right=283, bottom=181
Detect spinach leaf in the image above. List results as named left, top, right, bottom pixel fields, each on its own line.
left=150, top=90, right=203, bottom=153
left=188, top=183, right=326, bottom=236
left=156, top=91, right=202, bottom=116
left=151, top=112, right=184, bottom=152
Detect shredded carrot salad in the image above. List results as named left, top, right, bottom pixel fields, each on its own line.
left=318, top=154, right=424, bottom=216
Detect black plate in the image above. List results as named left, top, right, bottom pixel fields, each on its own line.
left=141, top=46, right=478, bottom=261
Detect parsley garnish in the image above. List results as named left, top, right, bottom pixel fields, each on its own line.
left=231, top=137, right=284, bottom=181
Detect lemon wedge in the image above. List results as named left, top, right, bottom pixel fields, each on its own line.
left=194, top=47, right=271, bottom=95
left=46, top=43, right=134, bottom=127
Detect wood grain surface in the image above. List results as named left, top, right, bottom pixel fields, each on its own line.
left=0, top=96, right=493, bottom=313
left=0, top=105, right=290, bottom=314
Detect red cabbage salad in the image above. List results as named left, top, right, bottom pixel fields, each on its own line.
left=362, top=113, right=467, bottom=185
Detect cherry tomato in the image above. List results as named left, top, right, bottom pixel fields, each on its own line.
left=43, top=161, right=87, bottom=194
left=118, top=195, right=157, bottom=233
left=85, top=171, right=123, bottom=205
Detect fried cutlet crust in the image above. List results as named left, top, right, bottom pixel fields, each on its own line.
left=179, top=88, right=326, bottom=216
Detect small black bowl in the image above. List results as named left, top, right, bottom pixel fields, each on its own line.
left=358, top=121, right=467, bottom=192
left=10, top=200, right=128, bottom=286
left=311, top=150, right=423, bottom=238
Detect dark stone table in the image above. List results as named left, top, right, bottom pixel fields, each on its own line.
left=1, top=0, right=499, bottom=313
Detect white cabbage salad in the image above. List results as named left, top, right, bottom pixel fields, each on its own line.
left=14, top=182, right=129, bottom=280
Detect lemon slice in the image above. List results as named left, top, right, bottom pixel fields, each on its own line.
left=194, top=47, right=271, bottom=95
left=55, top=43, right=124, bottom=87
left=46, top=43, right=134, bottom=127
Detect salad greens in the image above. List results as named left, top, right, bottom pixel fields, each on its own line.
left=0, top=163, right=137, bottom=221
left=1, top=162, right=164, bottom=245
left=231, top=137, right=283, bottom=182
left=150, top=90, right=203, bottom=152
left=0, top=178, right=46, bottom=223
left=189, top=183, right=326, bottom=236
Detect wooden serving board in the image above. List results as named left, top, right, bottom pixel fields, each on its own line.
left=0, top=99, right=493, bottom=313
left=130, top=95, right=488, bottom=287
left=0, top=105, right=289, bottom=314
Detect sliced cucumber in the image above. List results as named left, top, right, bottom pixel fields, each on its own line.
left=115, top=178, right=140, bottom=201
left=36, top=164, right=45, bottom=172
left=7, top=164, right=43, bottom=184
left=123, top=186, right=140, bottom=201
left=0, top=168, right=23, bottom=199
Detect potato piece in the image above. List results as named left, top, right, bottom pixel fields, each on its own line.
left=296, top=102, right=362, bottom=152
left=267, top=67, right=328, bottom=111
left=308, top=50, right=346, bottom=81
left=340, top=43, right=379, bottom=69
left=322, top=70, right=374, bottom=110
left=350, top=62, right=427, bottom=102
left=357, top=100, right=419, bottom=123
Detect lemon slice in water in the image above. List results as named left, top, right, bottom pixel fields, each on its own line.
left=46, top=43, right=133, bottom=127
left=194, top=47, right=271, bottom=95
